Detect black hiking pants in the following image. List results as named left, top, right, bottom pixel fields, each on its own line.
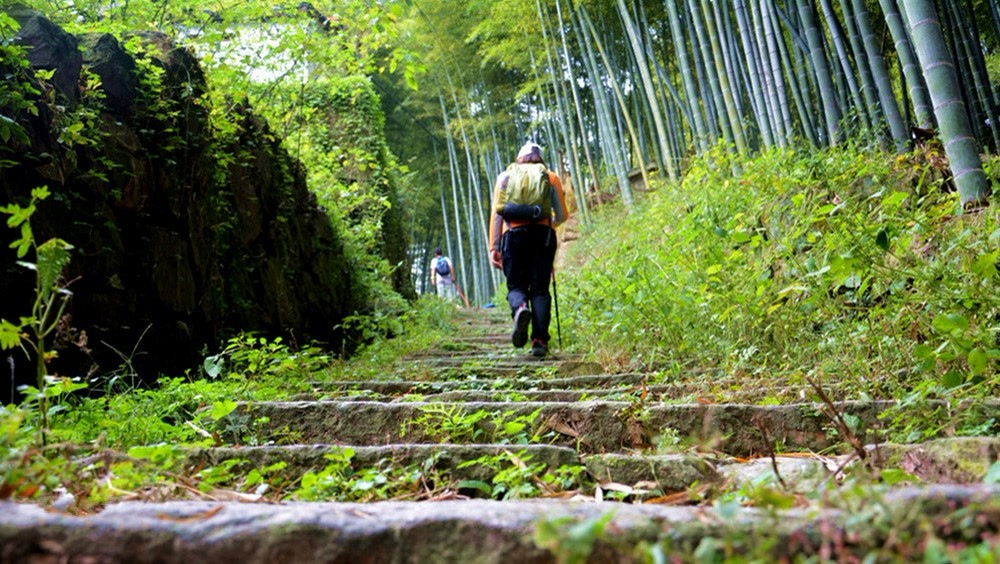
left=501, top=224, right=557, bottom=344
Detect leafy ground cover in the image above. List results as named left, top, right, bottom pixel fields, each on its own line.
left=0, top=297, right=457, bottom=510
left=562, top=144, right=1000, bottom=443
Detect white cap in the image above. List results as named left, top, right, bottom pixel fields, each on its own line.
left=516, top=142, right=543, bottom=162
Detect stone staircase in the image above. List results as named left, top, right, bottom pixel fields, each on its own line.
left=2, top=309, right=998, bottom=562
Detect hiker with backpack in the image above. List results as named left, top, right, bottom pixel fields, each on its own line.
left=430, top=247, right=457, bottom=302
left=488, top=142, right=569, bottom=357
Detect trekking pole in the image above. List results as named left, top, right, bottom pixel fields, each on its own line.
left=454, top=283, right=471, bottom=308
left=551, top=269, right=562, bottom=349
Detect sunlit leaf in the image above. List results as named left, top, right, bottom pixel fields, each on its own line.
left=35, top=238, right=74, bottom=300
left=967, top=348, right=988, bottom=375
left=0, top=318, right=23, bottom=350
left=881, top=468, right=919, bottom=486
left=211, top=400, right=238, bottom=421
left=932, top=313, right=969, bottom=335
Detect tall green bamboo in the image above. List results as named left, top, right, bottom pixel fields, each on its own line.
left=581, top=5, right=649, bottom=198
left=797, top=0, right=842, bottom=145
left=946, top=0, right=1000, bottom=149
left=439, top=94, right=468, bottom=293
left=536, top=0, right=590, bottom=223
left=878, top=0, right=934, bottom=129
left=711, top=0, right=751, bottom=150
left=556, top=0, right=600, bottom=213
left=665, top=0, right=711, bottom=152
left=853, top=0, right=908, bottom=150
left=760, top=0, right=798, bottom=144
left=735, top=0, right=777, bottom=147
left=687, top=0, right=738, bottom=150
left=783, top=0, right=825, bottom=144
left=837, top=0, right=881, bottom=129
left=904, top=0, right=990, bottom=209
left=572, top=3, right=634, bottom=207
left=616, top=0, right=676, bottom=180
left=818, top=0, right=872, bottom=134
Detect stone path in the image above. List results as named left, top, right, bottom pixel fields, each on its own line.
left=2, top=309, right=998, bottom=562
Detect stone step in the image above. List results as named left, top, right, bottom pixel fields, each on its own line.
left=186, top=444, right=581, bottom=486
left=311, top=373, right=648, bottom=396
left=184, top=447, right=825, bottom=496
left=4, top=486, right=998, bottom=562
left=411, top=385, right=830, bottom=404
left=187, top=437, right=999, bottom=503
left=301, top=385, right=831, bottom=405
left=407, top=357, right=572, bottom=372
left=234, top=399, right=902, bottom=456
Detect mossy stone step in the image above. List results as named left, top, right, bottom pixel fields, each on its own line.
left=233, top=399, right=898, bottom=456
left=185, top=446, right=833, bottom=496
left=408, top=357, right=574, bottom=372
left=186, top=437, right=999, bottom=503
left=311, top=372, right=645, bottom=396
left=4, top=487, right=998, bottom=562
left=297, top=383, right=833, bottom=405
left=186, top=444, right=580, bottom=484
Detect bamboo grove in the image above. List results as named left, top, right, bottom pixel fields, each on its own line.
left=20, top=0, right=998, bottom=306
left=401, top=0, right=997, bottom=305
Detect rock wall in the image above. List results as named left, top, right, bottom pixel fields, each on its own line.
left=0, top=7, right=360, bottom=399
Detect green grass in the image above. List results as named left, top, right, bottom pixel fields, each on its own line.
left=561, top=144, right=999, bottom=440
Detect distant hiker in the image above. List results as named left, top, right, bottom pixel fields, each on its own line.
left=488, top=142, right=569, bottom=357
left=430, top=247, right=456, bottom=301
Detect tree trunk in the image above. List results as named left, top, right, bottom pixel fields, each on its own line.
left=796, top=0, right=843, bottom=145
left=665, top=0, right=711, bottom=151
left=853, top=0, right=908, bottom=150
left=904, top=0, right=990, bottom=210
left=878, top=0, right=933, bottom=129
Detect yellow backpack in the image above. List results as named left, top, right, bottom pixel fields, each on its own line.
left=495, top=163, right=551, bottom=221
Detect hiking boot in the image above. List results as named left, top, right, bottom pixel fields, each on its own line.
left=511, top=305, right=530, bottom=348
left=530, top=338, right=548, bottom=357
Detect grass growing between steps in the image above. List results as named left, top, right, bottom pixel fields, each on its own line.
left=561, top=144, right=1000, bottom=442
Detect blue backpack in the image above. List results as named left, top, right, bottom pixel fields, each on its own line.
left=435, top=257, right=451, bottom=276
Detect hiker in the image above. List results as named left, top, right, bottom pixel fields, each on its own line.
left=430, top=247, right=456, bottom=301
left=488, top=142, right=569, bottom=357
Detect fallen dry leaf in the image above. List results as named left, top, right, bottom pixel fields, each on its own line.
left=157, top=505, right=224, bottom=522
left=542, top=413, right=580, bottom=438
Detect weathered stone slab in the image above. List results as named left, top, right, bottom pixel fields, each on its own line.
left=868, top=437, right=1000, bottom=483
left=186, top=444, right=581, bottom=484
left=716, top=456, right=834, bottom=492
left=236, top=400, right=896, bottom=456
left=410, top=384, right=824, bottom=404
left=409, top=357, right=580, bottom=374
left=311, top=372, right=645, bottom=396
left=583, top=453, right=721, bottom=491
left=2, top=486, right=998, bottom=562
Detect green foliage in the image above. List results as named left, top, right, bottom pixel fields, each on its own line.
left=458, top=450, right=587, bottom=500
left=1, top=186, right=75, bottom=440
left=564, top=145, right=1000, bottom=418
left=205, top=335, right=331, bottom=381
left=318, top=296, right=456, bottom=381
left=534, top=511, right=615, bottom=564
left=290, top=447, right=436, bottom=502
left=403, top=405, right=543, bottom=444
left=0, top=13, right=35, bottom=150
